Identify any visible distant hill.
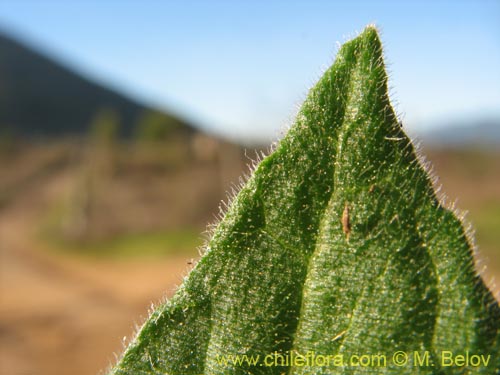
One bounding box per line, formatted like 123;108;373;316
0;32;196;138
419;118;500;147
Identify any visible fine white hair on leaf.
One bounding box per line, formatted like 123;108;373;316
202;140;271;251
411;129;491;287
110;314;150;372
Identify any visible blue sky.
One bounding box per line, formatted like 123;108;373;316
0;0;499;142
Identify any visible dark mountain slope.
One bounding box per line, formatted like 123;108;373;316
0;32;195;137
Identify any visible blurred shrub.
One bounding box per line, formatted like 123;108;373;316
0;126;15;156
135;110;182;142
90;109;120;144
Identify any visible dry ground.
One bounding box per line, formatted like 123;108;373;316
0;165;199;375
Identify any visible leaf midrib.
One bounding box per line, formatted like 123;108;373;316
284;41;363;374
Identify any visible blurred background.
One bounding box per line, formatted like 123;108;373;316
0;1;499;374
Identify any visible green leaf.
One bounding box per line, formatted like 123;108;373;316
109;26;500;375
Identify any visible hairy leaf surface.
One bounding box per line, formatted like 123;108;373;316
109;26;500;375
